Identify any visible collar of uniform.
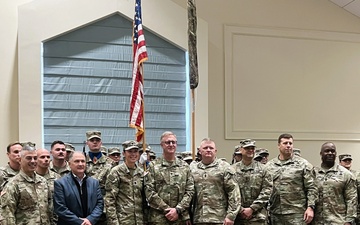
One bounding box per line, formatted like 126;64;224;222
120;163;143;176
19;170;42;183
161;157;181;167
238;160;255;171
318;163;339;173
86;153;106;164
5;163;19;176
273;155;295;166
197;158;219;169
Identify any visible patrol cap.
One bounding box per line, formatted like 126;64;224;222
21;142;36;151
239;139;256;148
234;145;241;154
149;151;156;158
183;155;193;161
122;140;139;151
108;147;120;155
293;148;301;156
176;152;183;159
339;153;352;161
256;148;269;156
138;143;151;153
254;153;263;160
65;143;75;152
86;130;101;140
100;146;107;154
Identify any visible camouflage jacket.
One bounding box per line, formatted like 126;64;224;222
190;158;241;223
354;170;360;224
232;160;272;222
266;155;318;215
36;169;61;225
313;164;357;225
145;157;194;224
0;170;51;225
105;163;145;225
49;161;71;177
86;154;112;196
0;164;19;192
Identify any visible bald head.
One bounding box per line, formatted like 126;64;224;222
36;148;51;170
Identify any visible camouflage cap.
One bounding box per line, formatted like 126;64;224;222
254;153;263;160
122;140;139;151
183;155;193;161
293;148;301;156
255;148;269;156
86;130;101;140
176;153;183;159
239;139;256;148
65;143;75;152
234;145;241;154
108;147;120;155
21;142;36;151
138;143;151;152
149;151;156;157
100;146;107;154
339;153;352;161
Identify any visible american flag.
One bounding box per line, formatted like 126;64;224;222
129;0;148;142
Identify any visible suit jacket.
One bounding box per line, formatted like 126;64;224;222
54;173;104;225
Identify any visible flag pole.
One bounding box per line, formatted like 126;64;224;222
188;0;199;160
140;67;148;171
191;89;196;160
129;0;148;170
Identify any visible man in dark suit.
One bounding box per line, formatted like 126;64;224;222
54;151;104;225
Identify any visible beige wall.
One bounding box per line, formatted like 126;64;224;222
3;0;360;168
0;0;32;165
1;0;208;166
173;0;360;168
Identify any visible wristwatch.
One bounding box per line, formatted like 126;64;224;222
308;205;315;210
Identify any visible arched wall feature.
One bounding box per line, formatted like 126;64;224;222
43;14;188;152
18;0;209;147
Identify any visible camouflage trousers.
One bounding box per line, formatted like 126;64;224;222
270;213;307;225
194;223;223;225
234;219;267;225
148;221;188;225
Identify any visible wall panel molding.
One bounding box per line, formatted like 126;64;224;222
224;25;360;141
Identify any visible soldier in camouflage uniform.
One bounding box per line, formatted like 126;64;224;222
190;137;241;225
49;140;71;177
35;148;61;225
105;140;146;225
85;130;112;224
0;142;22;192
107;147;122;167
145;131;194;225
64;142;75;161
338;154;360;225
312;142;357;225
231;145;242;165
266;133;318;225
232;139;272;225
1;143;51;225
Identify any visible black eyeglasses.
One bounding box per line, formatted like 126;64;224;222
163;140;177;145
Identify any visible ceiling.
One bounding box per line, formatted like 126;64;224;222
330;0;360;17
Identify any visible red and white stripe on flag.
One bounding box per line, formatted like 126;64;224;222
129;0;148;142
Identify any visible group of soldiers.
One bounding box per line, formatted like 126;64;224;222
0;131;359;225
